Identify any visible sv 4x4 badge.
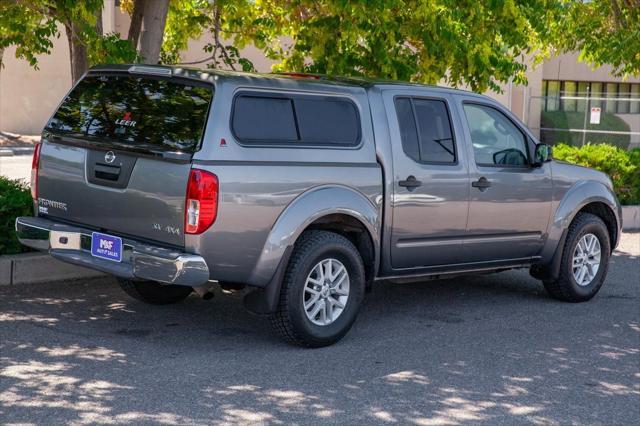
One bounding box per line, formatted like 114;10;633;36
153;223;181;236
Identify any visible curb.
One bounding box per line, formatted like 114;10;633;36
0;252;105;286
622;205;640;231
0;147;35;156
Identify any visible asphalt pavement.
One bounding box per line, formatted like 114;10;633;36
1;233;638;425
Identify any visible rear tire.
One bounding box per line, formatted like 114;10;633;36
271;231;365;347
117;279;193;305
543;212;611;302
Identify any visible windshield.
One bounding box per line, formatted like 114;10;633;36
46;74;213;153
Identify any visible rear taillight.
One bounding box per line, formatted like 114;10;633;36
185;169;218;234
30;142;42;200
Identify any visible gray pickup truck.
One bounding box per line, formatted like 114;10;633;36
16;65;621;347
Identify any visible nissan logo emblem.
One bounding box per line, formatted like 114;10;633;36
104;151;116;164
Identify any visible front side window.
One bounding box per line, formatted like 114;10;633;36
463;103;528;167
394;97;456;164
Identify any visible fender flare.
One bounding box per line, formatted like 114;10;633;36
533;180;621;281
243;185;381;314
553;180;621;235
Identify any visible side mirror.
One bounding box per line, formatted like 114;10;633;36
533;143;552;166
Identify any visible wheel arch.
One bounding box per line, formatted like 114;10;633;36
243;185;381;314
532;180;621;282
553;180;621;251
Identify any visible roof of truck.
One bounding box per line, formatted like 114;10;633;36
88;64;479;97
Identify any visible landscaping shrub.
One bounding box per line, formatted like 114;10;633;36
552;143;640;205
0;176;33;255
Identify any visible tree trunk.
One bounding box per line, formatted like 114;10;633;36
65;22;89;84
128;0;146;48
95;5;103;36
138;0;169;64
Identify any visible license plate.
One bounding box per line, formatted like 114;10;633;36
91;232;122;262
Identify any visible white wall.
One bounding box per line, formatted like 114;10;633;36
0;24;73;135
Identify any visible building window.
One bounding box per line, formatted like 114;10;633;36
562;81;577;112
618;83;631;114
631;84;640;114
605;83;618;113
545;81;560;111
577;82;589;112
542;80;640;115
591;82;604;110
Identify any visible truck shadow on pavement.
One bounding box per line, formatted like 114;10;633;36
0;236;638;425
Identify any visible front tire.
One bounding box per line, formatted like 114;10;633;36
117;279;193;305
271;231;365;347
543;212;611;302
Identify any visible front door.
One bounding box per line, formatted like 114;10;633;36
385;91;470;269
458;100;552;262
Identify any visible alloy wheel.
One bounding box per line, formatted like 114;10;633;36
303;258;350;326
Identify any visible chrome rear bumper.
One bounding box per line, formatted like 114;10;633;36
15;216;209;287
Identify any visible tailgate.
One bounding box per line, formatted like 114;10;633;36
36;70;213;247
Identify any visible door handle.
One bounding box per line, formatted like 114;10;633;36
94;164;121;181
399;175;422;189
472;177;492;190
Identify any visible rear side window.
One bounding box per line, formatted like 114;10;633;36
232;96;298;141
395;97;456;164
232;93;361;146
395;98;420;161
46;75;213;153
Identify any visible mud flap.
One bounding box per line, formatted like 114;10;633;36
243;246;293;315
530;229;568;282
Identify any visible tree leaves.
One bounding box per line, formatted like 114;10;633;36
229;0;567;92
1;0;638;91
558;0;640;78
0;2;58;68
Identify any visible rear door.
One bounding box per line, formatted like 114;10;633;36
384;89;470;269
37;71;213;247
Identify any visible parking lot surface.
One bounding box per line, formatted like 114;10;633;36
1;233;638;425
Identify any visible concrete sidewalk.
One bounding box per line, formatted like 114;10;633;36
0;154;31;181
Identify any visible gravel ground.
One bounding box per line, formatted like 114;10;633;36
0;233;638;425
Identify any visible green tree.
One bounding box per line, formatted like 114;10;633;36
560;0;640;78
159;0;211;64
0;2;58;70
152;0;257;71
3;0;639;92
233;0;566;92
121;0;170;64
0;0;137;82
